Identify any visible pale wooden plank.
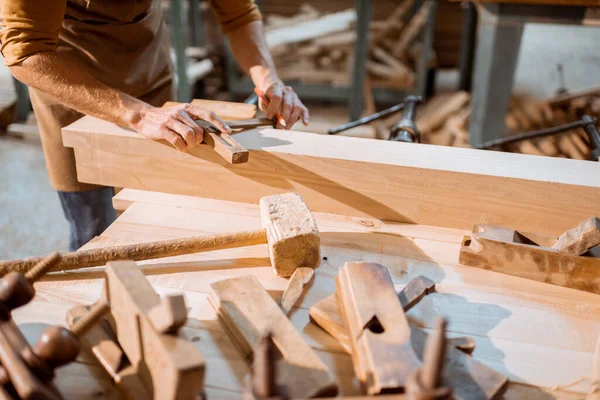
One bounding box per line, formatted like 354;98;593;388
63;116;600;235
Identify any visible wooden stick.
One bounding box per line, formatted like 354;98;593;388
0;230;267;275
279;267;314;315
392;1;432;59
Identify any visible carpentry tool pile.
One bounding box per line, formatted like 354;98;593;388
412;88;600;159
261;1;432;90
3;183;600;399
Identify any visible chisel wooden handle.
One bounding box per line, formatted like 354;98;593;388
0;229;267;275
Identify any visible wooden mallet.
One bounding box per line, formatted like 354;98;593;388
0;193;320;277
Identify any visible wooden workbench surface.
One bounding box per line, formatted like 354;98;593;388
11;190;600;399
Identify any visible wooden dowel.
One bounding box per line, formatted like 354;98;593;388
0;229;268;275
421;318;447;390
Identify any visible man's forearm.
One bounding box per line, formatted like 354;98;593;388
227;20;281;91
10;52;148;129
9;51;231;152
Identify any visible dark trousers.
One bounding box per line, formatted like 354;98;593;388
57;187;117;251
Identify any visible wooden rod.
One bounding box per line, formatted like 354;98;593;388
0;229;268;275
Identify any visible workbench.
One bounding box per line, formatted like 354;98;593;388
8;99;600;398
466;0;600;146
9;188;599;398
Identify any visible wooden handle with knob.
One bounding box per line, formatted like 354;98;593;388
0;229;268;275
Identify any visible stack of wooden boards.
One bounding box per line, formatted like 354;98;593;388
407;89;598;159
262;1;433;90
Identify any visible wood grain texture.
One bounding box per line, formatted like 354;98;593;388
309;276;436;353
459;224;600;294
9;195;600;399
336;262;421;394
280;267;315;315
260;192;321;276
62;114;600;236
208;275;337;398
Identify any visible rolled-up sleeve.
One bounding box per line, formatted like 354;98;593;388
0;0;67;66
209;0;262;34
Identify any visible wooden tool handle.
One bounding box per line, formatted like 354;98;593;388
0;229;267;275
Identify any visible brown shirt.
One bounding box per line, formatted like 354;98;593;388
0;0;262;66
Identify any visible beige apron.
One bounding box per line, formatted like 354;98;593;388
30;0;174;192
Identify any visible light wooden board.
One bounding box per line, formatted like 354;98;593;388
63;116;600;236
10;195;600;399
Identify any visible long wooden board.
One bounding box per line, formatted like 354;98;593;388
63;114;600;236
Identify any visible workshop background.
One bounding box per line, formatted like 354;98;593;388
1;0;600;258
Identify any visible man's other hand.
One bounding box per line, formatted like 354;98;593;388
260;82;309;130
133;103;231;152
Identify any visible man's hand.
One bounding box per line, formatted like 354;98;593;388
260;82;309;130
133;103;231;152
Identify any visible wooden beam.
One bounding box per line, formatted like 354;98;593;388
63;114;600;236
209;275;337;399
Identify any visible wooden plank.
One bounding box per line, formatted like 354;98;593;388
459;224;600;294
266;10;356;49
336;262;421;394
208;275;338;398
63;116;600;236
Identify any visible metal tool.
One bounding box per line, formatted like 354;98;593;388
477;114;600;161
389;95;422;143
196;118;274;133
327;102;406;135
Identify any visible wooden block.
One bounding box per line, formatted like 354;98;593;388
279;267;314;315
417;91;470;134
105;261;205;400
392;1;432;58
0;321;58;400
336;262;421;394
459;224;600;294
202;130;249;164
310;276;435;353
552;216;600;256
162;99;256;120
148;294;188;334
208;275;338;398
260;193;320;277
372;0;414;45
